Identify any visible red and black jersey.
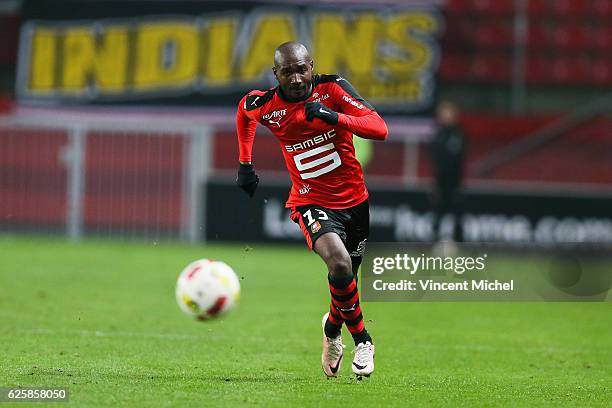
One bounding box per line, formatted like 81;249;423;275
236;74;388;209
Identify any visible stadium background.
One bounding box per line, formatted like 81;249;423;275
0;1;610;406
0;0;611;244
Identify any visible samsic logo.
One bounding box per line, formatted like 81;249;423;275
17;8;441;109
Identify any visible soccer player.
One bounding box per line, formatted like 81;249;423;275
235;41;388;378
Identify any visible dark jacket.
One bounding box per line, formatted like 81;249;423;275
430;124;466;187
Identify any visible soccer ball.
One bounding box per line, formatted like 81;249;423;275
175;259;240;320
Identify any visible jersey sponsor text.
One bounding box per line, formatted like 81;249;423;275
284;129;336;152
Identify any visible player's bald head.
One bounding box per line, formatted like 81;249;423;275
274;41;312;67
272;41;314;101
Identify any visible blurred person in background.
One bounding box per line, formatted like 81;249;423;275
429;100;466;245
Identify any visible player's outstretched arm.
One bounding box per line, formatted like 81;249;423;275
334;79;388;140
304;101;387;141
304;77;388;140
336;111;388;141
236;95;260;197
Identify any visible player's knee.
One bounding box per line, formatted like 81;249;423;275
327;253;352;279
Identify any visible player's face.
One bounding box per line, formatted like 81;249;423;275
273;59;313;101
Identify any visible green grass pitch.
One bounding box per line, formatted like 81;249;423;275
0;236;610;407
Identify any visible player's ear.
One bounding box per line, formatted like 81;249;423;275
272;66;278;79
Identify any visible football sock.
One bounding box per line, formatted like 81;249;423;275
328;273;372;346
324;302;343;338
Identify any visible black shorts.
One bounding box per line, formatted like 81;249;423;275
290;199;369;268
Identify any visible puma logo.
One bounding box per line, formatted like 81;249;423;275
251;96;260;106
268;118;281;128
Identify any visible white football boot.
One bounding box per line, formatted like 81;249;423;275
321;312;345;377
352;341;375;377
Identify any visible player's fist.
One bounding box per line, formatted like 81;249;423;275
305;102;339;125
236;163;259;197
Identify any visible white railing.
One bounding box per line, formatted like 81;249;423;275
0;106;432;242
0;107;224;242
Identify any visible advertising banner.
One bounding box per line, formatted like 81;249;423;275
205;181;612;246
18;0;442;114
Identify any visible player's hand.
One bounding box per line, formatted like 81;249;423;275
305;102;339;125
236;163;259;197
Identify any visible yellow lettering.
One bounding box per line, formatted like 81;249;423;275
134;22;199;90
61;26;128;94
29;28;56;92
203;17;237;85
312;13;379;77
384;13;439;75
240;15;296;80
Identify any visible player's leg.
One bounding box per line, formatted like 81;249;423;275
350;245;363;284
315;232;368;341
343;199;375;377
346;199;370;283
290;206;347;377
313;233;351;377
314;232;374;377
